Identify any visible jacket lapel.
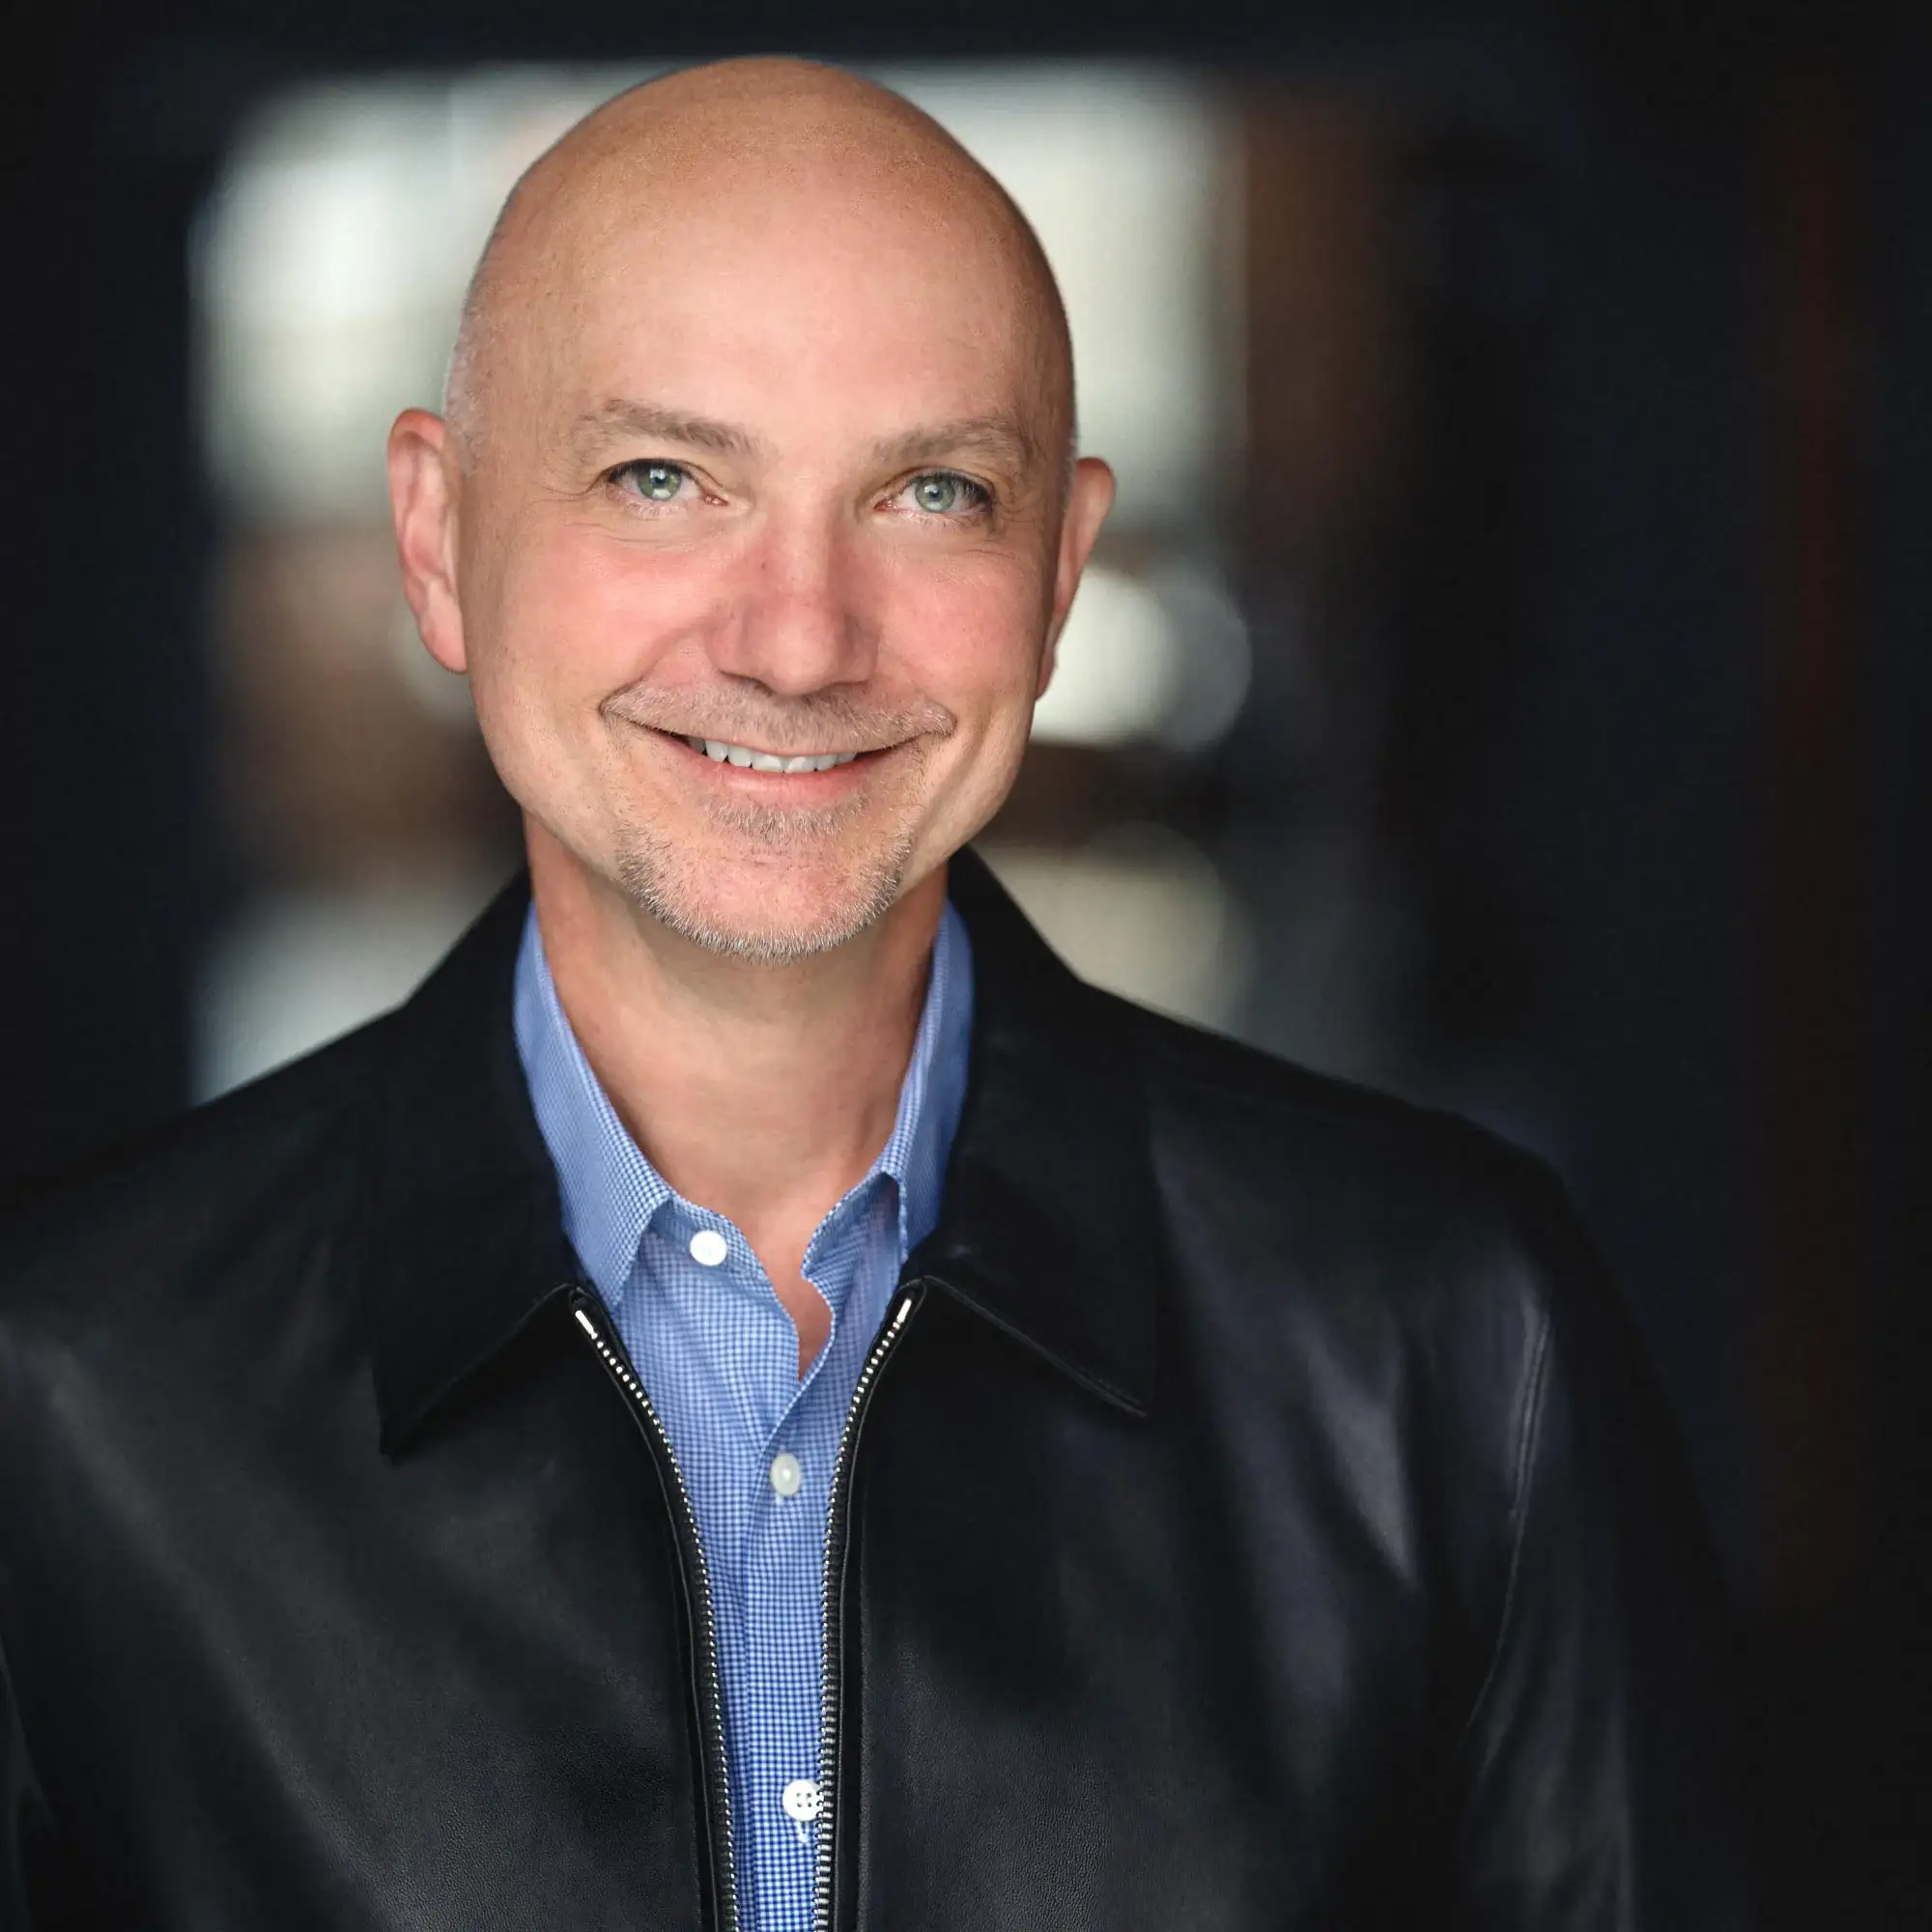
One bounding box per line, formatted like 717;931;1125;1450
919;851;1160;1418
360;876;578;1454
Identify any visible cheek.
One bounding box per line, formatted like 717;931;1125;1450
885;556;1048;724
474;522;713;715
456;526;681;828
884;560;1047;854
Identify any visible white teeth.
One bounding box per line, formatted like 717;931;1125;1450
684;735;860;773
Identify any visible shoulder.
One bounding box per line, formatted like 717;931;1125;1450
1113;989;1574;1265
1102;988;1626;1441
1101;994;1672;1600
0;1016;393;1347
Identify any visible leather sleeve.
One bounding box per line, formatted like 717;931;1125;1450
1453;1172;1754;1929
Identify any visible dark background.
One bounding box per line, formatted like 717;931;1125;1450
4;1;1927;1921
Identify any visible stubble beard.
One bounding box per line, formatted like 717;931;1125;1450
612;790;922;965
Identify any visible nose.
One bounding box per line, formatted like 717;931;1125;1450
706;513;880;698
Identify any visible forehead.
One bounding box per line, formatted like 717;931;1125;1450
522;162;1050;452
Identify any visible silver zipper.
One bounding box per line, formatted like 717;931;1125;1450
572;1296;739;1932
813;1284;924;1932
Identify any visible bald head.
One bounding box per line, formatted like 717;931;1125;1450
444;58;1075;479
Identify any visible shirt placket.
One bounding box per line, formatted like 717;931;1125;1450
715;1207;860;1932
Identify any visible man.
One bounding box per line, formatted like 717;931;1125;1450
0;58;1746;1931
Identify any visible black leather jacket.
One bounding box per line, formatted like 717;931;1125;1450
0;856;1747;1929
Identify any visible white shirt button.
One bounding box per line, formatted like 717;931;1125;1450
688;1228;728;1267
782;1777;822;1823
768;1451;804;1498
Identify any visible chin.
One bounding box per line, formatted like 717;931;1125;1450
612;822;917;963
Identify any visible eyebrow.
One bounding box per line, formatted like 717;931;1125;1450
872;414;1041;476
567;400;1043;478
568;401;765;465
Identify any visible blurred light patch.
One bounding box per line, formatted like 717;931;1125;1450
1145;559;1253;750
1033;565;1177;745
196;875;504;1098
196;71;655;521
1033;559;1250;747
981;828;1251;1028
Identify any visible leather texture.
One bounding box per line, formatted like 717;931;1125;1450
0;853;1749;1929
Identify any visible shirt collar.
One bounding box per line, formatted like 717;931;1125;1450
512;897;974;1309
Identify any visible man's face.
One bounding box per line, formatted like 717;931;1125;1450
407;165;1109;959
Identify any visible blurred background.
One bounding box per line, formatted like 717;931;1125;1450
3;1;1926;1920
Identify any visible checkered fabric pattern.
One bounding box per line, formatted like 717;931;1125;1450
514;899;973;1932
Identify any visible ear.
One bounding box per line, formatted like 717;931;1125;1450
1037;456;1116;699
387;410;469;674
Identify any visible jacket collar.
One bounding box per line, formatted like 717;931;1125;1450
912;850;1158;1417
364;849;1160;1453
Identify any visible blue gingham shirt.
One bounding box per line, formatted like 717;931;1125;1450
513;900;973;1932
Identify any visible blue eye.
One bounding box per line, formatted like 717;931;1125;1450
624;461;689;501
907;472;985;516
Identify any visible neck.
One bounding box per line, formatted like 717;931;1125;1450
526;821;944;1266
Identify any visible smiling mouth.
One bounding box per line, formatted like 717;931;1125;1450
679;735;867;774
